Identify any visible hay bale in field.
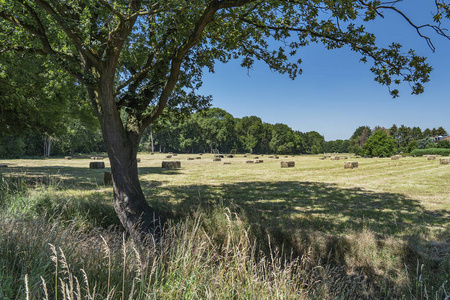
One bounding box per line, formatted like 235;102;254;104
166;155;172;158
244;160;254;164
268;156;274;158
104;172;113;186
427;156;436;160
65;156;72;160
253;156;259;159
330;156;340;161
162;161;181;169
90;161;105;169
274;156;279;159
255;160;264;163
173;154;177;156
223;162;232;165
196;157;202;159
281;161;295;168
227;155;234;158
243;155;247;157
320;157;326;160
391;155;401;160
213;158;221;161
187;158;195;160
344;161;358;169
198;153;203;156
150;152;154;155
440;158;450;165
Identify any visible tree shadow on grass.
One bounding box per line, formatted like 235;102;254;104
143;180;449;298
144;180;448;238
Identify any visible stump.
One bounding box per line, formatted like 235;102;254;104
344;161;358;169
162;161;181;169
90;162;105;169
65;156;72;160
213;158;222;161
440;158;450;165
104;172;113;186
281;161;295;168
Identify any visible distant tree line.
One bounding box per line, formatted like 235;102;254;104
140;108;325;155
1;105;448;158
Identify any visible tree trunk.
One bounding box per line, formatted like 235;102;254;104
150;125;154;153
97;84;163;244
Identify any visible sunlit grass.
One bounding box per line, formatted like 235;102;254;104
0;153;448;299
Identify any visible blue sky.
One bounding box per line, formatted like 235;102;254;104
198;2;450;141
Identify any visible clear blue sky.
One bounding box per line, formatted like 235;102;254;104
198;2;450;141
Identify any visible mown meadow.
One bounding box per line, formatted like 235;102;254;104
0;153;448;299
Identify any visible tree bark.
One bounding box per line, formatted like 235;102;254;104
96;83;163;243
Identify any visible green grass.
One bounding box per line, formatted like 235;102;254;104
0;153;448;299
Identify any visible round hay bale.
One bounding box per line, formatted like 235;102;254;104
104;171;113;186
227;155;234;158
320;157;326;160
187;158;195;160
330;156;340;161
281;161;295;168
198;153;203;156
150;152;154;155
65;156;72;160
173;154;177;156
244;160;254;164
391;155;400;160
427;156;436;160
268;156;274;158
344;161;358;169
274;156;279;159
255;160;264;163
223;162;232;165
440;158;450;165
196;157;202;159
213;158;222;161
162;161;181;169
253;156;259;159
243;155;247;157
90;161;105;169
166;155;172;158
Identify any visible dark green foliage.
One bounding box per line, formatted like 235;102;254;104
436;140;450;148
410;148;450;156
363;130;396;157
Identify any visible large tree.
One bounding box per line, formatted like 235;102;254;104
1;0;449;242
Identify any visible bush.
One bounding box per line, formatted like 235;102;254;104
364;130;396;157
410;148;450;156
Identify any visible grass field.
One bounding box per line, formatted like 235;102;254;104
0;153;448;299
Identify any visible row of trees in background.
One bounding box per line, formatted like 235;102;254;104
1;105;447;158
140;108;325;155
349;125;449;156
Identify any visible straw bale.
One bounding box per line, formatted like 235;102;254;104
440;158;450;165
427;156;436;160
213;158;222;161
162;161;181;169
166;155;172;158
244;160;254;164
104;172;113;186
330;156;340;161
196;157;202;159
344;161;358;169
281;161;295;168
90;162;105;169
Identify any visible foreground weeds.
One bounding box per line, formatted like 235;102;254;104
0;170;448;299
